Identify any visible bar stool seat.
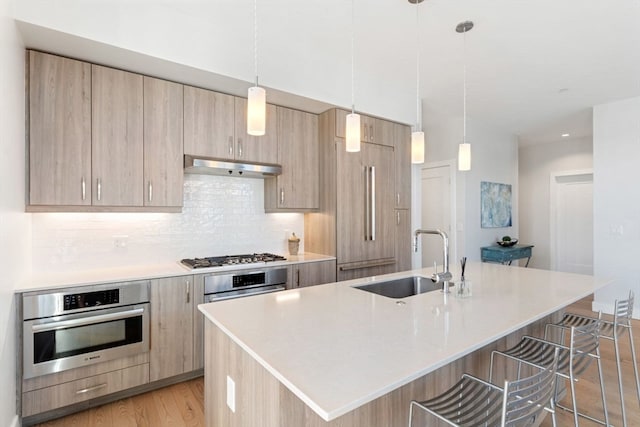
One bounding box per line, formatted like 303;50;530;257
489;319;608;427
408;349;558;427
545;291;638;427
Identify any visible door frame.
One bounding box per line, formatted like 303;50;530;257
549;168;593;271
413;159;457;268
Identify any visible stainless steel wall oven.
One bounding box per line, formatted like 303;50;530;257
22;281;150;379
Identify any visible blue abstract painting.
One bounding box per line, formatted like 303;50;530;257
481;181;512;228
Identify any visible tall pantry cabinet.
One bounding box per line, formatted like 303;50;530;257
305;109;412;280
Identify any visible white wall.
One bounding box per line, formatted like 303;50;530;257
413;111;518;267
593;96;640;317
0;0;29;425
518;137;593;269
32;175;304;274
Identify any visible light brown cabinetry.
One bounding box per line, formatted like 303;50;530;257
394;123;412;209
22;364;149;417
395;209;412;272
334;109;394;147
91;64;144;206
27;51;183;212
265;107;319;212
305;109;398;281
149;276;194;382
287;260;336;289
143;77;184;207
28;51;92;206
184;85;278;164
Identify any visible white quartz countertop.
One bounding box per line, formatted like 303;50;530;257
16;252;335;292
198;262;613;421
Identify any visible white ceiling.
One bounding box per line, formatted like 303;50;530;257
15;0;640;145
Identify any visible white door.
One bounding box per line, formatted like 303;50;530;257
551;172;593;274
421;166;451;268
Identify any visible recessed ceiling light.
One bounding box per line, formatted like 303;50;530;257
561;133;570;138
558;88;569;94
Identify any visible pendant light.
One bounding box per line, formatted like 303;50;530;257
345;0;361;152
409;0;425;164
456;20;473;171
247;0;266;136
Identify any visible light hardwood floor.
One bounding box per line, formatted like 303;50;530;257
36;296;639;427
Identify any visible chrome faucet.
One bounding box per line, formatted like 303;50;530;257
414;229;453;293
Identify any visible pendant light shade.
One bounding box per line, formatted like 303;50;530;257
346;112;361;152
456;20;474;172
410;0;425;164
345;0;361;152
247;0;266;136
411;131;425;164
458;142;471;171
247;85;266;136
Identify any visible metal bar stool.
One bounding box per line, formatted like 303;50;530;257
489;319;608;427
408;349;558;427
545;291;638;427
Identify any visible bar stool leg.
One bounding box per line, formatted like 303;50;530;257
596;353;610;427
629;326;640;407
614;327;627;426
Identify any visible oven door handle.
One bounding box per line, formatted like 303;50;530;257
31;307;145;333
207;286;285;302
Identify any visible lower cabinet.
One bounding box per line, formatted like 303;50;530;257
395;209;412;272
22;363;149;417
149;276;194;381
287;260;337;289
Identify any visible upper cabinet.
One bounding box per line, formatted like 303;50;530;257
183;86;278;164
91;65;144;206
264;107;319;212
334;109;394;147
28;51;92;206
143;77;184;207
394;123;411;209
26;51;183;212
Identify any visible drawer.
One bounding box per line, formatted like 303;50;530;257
22;363;149;417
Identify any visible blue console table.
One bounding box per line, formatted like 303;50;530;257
481;244;534;267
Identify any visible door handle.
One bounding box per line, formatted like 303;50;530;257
148;181;153;203
185;279;190;304
370;166;376;241
97;178;102;202
238;139;243;157
364;166;369;241
32;307;145;332
280;188;285;205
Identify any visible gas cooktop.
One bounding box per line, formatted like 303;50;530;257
180;253;287;269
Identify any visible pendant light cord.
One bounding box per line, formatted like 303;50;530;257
253;0;259;86
463;25;467;143
351;0;355;114
415;1;421;131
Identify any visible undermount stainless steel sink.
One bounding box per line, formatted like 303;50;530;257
352;276;441;299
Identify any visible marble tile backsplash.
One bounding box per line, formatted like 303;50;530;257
31;174;304;273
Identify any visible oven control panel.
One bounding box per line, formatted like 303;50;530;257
63;289;120;311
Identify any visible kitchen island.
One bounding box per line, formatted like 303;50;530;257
198;262;612;426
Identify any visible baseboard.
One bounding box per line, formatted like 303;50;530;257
9;414;19;427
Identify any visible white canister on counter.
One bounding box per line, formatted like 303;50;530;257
288;232;300;255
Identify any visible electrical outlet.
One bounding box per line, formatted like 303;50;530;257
226;375;235;412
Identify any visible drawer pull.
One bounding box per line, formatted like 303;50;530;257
339;259;396;271
76;383;107;395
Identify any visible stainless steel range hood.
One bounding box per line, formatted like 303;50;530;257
184;155;282;178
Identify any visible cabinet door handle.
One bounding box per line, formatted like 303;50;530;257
397;211;400;226
97;178;102;202
148;181;153;203
363;124;368;142
238;139;243;157
185;280;190;304
280;188;285;205
397;192;400;206
228;136;234;156
296;269;300;288
76;383;107;395
364;166;369;241
81;177;86;201
370;166;376;241
370;124;374;141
